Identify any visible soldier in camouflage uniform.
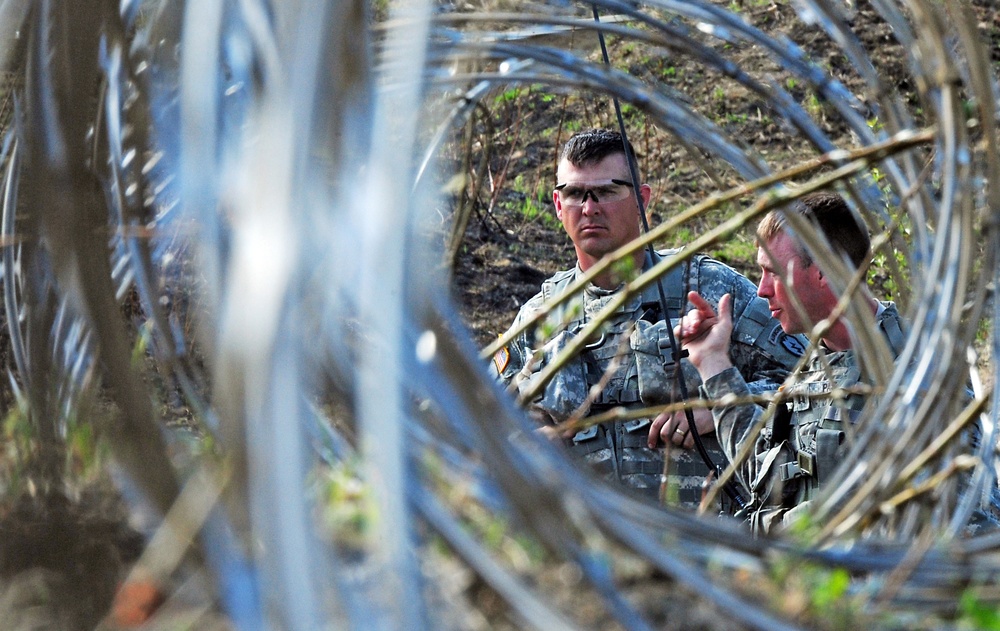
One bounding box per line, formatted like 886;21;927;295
492;129;806;510
679;192;993;533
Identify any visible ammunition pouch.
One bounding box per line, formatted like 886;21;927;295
777;413;847;503
631;320;677;405
630;319;701;405
570;417;662;495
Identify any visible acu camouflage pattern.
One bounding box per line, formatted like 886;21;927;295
703;303;906;532
495;249;806;510
703;354;870;533
704;302;998;534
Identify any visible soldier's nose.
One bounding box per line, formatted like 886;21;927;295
757;279;771;298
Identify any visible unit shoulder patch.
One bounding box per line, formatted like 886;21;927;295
768;325;806;357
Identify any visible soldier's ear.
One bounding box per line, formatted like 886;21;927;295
814;265;828;288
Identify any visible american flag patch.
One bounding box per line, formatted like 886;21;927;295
493;346;510;374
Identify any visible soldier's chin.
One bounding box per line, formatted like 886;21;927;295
779;318;804;336
578;240;611;256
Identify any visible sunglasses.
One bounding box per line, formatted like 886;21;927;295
554;179;634;206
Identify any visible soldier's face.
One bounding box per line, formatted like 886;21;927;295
756;232;829;335
554;154;650;269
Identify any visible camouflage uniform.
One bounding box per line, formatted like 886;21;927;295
704;302;932;532
493;249;806;509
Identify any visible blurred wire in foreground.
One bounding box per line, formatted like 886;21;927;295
0;0;998;629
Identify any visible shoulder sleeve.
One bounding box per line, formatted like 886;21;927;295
701;366;765;490
489;292;544;384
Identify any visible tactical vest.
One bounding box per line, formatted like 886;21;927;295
516;250;804;507
770;360;862;508
764;303;908;511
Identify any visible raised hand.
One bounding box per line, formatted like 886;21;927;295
675;291;735;380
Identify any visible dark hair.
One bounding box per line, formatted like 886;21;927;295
559;128;639;175
756;192;871;269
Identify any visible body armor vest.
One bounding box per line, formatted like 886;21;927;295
773;360;862;505
513;250;805;508
758;303;908;515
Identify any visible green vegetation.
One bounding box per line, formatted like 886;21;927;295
804;91;822;117
711;234;757;266
959;589;1000;631
494;86;525;105
766;558;863;630
511;173;560;229
0;398;111;498
313;457;375;551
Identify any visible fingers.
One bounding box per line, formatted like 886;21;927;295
717;292;733;326
674;424;691;447
675;309;703;339
648;411;693;448
687;290;734;323
680;428;695;450
648;411;670;448
648;408;717;450
686;290;715;315
678;291;721;341
649;411;685;448
666;414;689;447
676;308;704;340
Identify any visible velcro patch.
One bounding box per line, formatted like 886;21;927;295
768;325;805;357
493;346;511;374
781;334;806;357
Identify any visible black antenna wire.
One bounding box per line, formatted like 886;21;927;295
590;6;747;510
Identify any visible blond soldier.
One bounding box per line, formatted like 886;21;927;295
678;192;917;531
